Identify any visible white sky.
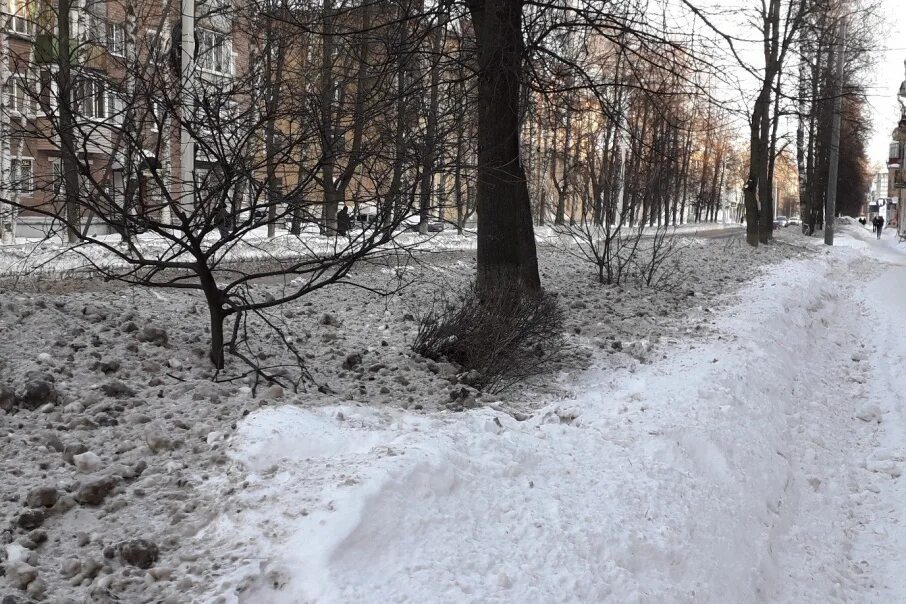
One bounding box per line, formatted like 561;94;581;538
866;0;906;169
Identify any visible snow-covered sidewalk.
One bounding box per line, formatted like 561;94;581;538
195;225;906;603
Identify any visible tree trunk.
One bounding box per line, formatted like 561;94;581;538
454;113;465;234
58;0;81;244
199;269;226;368
796;30;809;225
419;10;445;235
467;0;540;294
264;20;286;239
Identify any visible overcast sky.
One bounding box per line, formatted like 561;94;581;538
866;0;906;169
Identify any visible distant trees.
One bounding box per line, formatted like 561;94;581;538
796;0;877;231
685;0;880;245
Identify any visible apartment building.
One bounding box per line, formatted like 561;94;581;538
884;60;906;235
0;0;246;238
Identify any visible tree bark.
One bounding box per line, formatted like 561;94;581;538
58;0;81;243
198;268;226;368
467;0;540;294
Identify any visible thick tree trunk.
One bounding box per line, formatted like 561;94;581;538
467;0;540;294
744;83;773;246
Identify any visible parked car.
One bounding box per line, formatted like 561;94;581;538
773;215;788;229
402;216;445;232
786;217;800;227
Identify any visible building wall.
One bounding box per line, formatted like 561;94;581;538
1;0;250;237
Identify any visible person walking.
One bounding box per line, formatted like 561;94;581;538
336;205;351;236
215;201;231;239
877;215;885;240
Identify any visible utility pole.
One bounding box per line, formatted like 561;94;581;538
179;0;196;218
824;17;847;246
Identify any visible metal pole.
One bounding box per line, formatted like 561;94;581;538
824;17;847;246
179;0;195;217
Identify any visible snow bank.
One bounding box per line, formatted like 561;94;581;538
200;241;870;602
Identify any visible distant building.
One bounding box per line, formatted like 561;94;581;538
872;171;889;202
887;60;906;236
0;0;249;239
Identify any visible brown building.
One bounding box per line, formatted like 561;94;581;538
1;0;247;238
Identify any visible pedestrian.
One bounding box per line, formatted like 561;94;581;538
877;215;885;240
336;205;351;236
215;201;230;239
872;215;878;233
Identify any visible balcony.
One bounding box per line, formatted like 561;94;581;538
3;12;35;37
33;32;57;63
81;42;107;70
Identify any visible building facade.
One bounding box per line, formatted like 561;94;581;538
886;60;906;236
0;0;247;240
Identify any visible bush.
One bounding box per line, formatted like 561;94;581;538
413;284;564;393
555;221;689;289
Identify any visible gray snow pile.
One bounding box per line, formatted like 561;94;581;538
0;233;802;602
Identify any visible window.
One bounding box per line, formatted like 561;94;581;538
107;22;125;56
192;102;214;143
3;0;34;36
38;68;57;112
50;160;63;196
10;158;34;193
3;71;36;115
146;29;168;64
197;28;232;75
85;12;106;44
149;100;165;131
75;77;117;120
890;142;901;162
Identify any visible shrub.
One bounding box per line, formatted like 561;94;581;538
413;284;564;393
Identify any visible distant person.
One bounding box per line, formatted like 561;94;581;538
336;205;351;236
877;215;885;239
215;201;230;239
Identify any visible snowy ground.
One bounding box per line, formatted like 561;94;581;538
6;224;906;603
0;222;737;277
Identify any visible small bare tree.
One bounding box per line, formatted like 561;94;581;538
2;0;420;382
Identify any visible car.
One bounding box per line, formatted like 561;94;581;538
786;217;800;227
401;216;445;232
773;215;788;229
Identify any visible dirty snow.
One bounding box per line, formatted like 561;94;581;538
6;224;906;602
